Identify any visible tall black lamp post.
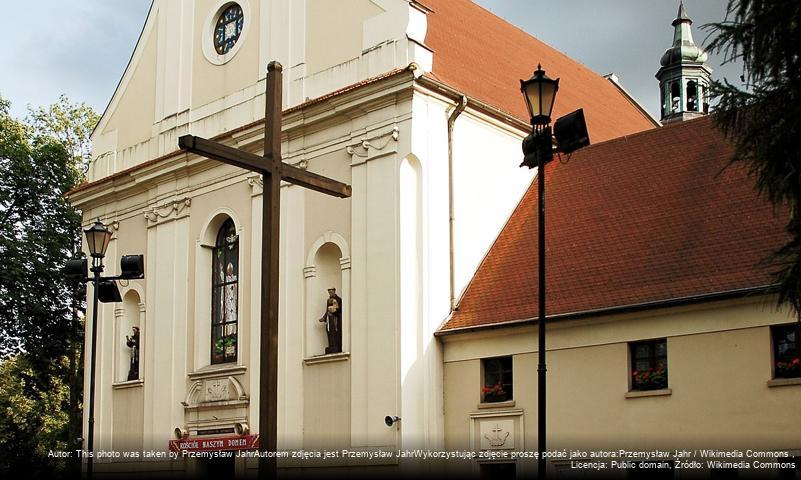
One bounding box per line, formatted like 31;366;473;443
66;219;144;478
520;64;559;479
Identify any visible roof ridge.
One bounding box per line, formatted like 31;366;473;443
570;114;714;155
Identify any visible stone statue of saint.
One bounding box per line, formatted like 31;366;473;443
319;287;342;354
126;326;140;381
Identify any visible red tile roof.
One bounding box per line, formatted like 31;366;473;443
441;116;788;332
423;0;658;142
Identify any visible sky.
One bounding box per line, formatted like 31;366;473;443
0;0;741;122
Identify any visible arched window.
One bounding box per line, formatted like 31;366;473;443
670;82;681;112
211;218;239;364
687;80;698;112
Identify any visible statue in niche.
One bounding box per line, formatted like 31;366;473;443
126;326;140;380
319;288;342;354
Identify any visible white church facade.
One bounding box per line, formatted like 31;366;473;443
68;0;656;475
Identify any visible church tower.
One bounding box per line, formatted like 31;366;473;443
656;2;712;123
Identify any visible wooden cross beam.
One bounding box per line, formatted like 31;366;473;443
178;61;351;478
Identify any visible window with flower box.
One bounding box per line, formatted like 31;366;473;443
481;356;513;403
630;339;668;391
772;323;801;379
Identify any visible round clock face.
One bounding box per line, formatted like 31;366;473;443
214;4;244;55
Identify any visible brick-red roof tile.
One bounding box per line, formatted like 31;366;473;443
424;0;658;142
441;116;788;332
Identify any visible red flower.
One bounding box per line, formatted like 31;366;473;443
792;358;800;365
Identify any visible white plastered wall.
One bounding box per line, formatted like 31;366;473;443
89;0;432;182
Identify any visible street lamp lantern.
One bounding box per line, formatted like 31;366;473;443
84;219;113;259
521;64;559;126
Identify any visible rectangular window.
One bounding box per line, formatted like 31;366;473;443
772;323;801;379
630;339;668;391
482;356;513;403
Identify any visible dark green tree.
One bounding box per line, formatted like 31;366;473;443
0;95;82;361
0;95;96;476
0;355;72;477
705;0;801;314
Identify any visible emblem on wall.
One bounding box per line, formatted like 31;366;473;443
205;378;230;402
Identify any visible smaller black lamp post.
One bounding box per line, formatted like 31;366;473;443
65;218;144;478
520;64;559;479
85;219;112;479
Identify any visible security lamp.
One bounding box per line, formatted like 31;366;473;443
65;258;88;281
84;219;113;259
97;280;122;303
520;129;553;169
521;64;559;126
554;109;590;154
120;255;145;279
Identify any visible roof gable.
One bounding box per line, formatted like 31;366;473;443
442;116;788;332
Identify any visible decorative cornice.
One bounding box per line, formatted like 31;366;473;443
303;266;317;278
346;126;400;165
143;197;191;227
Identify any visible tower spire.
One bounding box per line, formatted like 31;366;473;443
655;1;712;123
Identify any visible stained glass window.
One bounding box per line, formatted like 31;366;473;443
214;4;244;55
211;219;239;364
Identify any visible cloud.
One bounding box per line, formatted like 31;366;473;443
0;0;151;118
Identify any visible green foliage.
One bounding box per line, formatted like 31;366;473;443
0;94;93;476
0;95;86;362
704;1;801;313
26;94;100;175
0;355;72;476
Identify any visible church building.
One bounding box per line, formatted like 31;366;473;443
438;4;799;478
68;0;657;476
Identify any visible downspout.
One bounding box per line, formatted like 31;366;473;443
447;95;468;311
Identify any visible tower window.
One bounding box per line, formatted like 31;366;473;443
670;82;681;113
211;219;239;364
687;81;698;112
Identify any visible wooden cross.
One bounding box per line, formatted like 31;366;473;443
178;61;351;477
